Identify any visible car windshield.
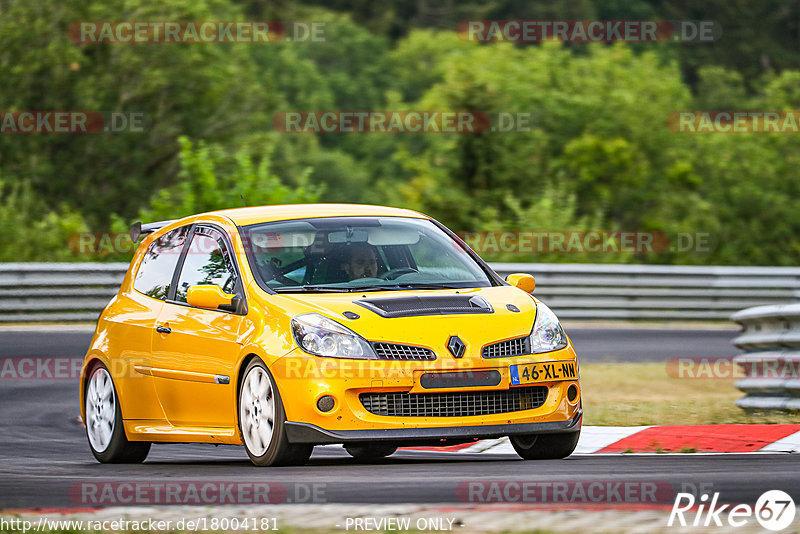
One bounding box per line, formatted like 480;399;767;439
241;216;494;292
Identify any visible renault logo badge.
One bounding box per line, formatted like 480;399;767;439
447;336;466;358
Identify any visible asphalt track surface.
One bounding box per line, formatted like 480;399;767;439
2;327;796;511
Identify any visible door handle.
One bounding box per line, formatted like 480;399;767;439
156;325;171;334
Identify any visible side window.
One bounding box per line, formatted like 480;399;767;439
175;227;238;303
133;226;189;300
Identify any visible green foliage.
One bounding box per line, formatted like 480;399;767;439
695;66;749;110
99;136;322;262
389;30;470;102
0;0;266;225
379;39;800;265
2;0;800;266
0;178;88;262
131;136;322;222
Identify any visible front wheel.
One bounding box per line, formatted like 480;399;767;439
239;358;313;467
85;363;150;463
510;431;580;460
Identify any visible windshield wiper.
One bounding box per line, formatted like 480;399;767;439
275;285;353;293
393;282;461;289
276;282;463;293
351;282;461;291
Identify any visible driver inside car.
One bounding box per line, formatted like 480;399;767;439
340;242;379;280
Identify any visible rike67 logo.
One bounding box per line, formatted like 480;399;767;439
668;490;796;531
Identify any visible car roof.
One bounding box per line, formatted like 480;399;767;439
208;203;430;226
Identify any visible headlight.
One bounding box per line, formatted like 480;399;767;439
291;313;377;359
529;301;568;353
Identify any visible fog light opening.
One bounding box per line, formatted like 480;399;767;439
567;384;578;402
317;395;336;412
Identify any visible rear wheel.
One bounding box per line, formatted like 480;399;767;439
85;363;150;463
239;358;313;467
510;431;580;460
344;443;398;461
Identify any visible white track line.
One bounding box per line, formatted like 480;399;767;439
573;426;653;454
459;426;653;455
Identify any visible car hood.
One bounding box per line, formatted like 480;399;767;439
272;286;539;359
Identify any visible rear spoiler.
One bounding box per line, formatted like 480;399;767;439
129;219;179;243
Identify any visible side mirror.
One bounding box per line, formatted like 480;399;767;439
506;273;535;293
187;285;242;313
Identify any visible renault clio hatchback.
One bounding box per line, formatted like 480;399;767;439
80;204;581;466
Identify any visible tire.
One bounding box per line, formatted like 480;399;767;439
239;358;313;467
510;431;580;460
344;443;398;461
85;363;151;463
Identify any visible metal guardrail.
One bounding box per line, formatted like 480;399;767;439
0;263;128;323
492;263;800;320
732;303;800;411
0;262;799;323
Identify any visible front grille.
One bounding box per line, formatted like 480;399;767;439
372;342;436;361
360;386;548;417
482;336;530;358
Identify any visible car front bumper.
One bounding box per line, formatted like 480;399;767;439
284;409;582;445
270;346;582;440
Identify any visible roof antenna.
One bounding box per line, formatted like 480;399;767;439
240;194;247;207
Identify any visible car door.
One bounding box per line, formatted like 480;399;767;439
120;225;191;421
150;224;245;429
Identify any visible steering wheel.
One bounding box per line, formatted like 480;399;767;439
379;267;419;280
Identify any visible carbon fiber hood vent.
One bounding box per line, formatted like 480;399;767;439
355;295;494;318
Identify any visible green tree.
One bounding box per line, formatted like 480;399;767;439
131;135;322;223
0;0;266;226
0;177;88;262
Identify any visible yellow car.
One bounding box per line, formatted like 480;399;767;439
80;204;581;466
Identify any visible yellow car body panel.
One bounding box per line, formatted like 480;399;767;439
80;204;581;448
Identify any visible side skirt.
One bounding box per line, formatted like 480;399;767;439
123;420;242;445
